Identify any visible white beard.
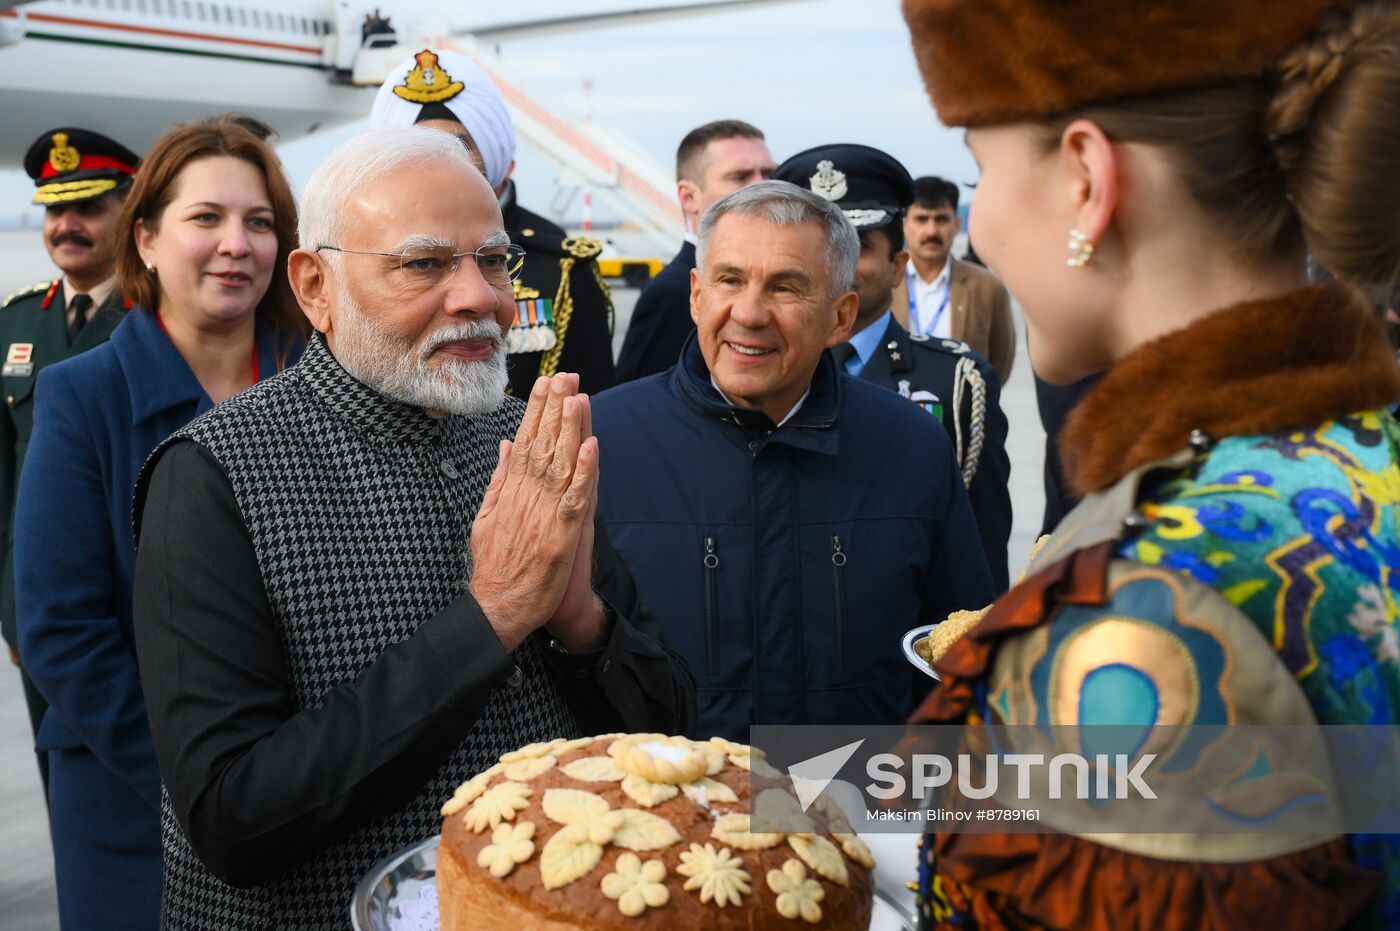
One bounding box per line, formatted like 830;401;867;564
332;292;509;416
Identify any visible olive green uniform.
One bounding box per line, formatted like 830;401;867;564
0;279;122;747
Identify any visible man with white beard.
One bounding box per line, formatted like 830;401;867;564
129;128;695;931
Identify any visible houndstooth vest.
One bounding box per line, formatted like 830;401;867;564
150;335;579;930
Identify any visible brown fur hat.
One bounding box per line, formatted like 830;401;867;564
902;0;1368;127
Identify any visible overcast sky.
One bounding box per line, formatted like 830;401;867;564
1;0;976;228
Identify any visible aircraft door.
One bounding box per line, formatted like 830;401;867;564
332;1;361;72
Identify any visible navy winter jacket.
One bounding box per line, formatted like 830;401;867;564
592;336;995;742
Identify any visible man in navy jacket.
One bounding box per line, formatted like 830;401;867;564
593;181;995;741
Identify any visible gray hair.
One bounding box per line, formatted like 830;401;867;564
695;180;859;297
298;127;483;251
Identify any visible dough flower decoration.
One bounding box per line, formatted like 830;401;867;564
829;824;876;870
787;835;848;886
676;842;751;907
441;763;503;816
477;822;536;878
710;737;784;781
493;736;596;782
767;859;825;923
599;853;670;917
713;790;850;885
711;813;786;851
538;788;682;889
562;735;734;808
463;781;532;833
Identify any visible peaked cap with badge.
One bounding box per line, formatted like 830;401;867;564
370;49;616;396
775;142;1012;591
772;142;914;233
24;127;139;205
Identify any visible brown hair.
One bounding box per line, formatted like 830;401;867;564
676;119;765;183
115;115;309;365
1034;2;1400;296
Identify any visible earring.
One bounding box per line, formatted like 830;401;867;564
145;262;156;274
1066;229;1094;268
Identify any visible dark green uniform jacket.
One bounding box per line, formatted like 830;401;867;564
1;279;122;650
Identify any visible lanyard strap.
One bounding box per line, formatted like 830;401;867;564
907;265;950;336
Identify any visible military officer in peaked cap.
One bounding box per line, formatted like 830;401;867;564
371;49;616;398
2;127;139;796
773;144;1011;590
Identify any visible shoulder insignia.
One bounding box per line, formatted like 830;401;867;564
562;236;603;261
521;228;535;238
941;338;971;354
908;332;930;342
3;280;57;309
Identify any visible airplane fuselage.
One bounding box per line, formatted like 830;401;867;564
0;1;373;162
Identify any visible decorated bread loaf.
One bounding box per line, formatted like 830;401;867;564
437;734;876;930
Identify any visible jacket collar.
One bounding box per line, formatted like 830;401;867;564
299;332;465;447
676;239;696;270
1060;283;1400;496
498;179;521;231
857;315;914;383
671;331;841;454
118;308;283;426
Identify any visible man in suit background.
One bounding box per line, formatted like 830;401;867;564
614;119;775;382
895;176;1017;381
1;127;138;798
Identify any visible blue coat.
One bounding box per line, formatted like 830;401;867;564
593;336;995;742
14;307;297;930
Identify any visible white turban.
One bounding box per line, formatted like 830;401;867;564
369;48;516;190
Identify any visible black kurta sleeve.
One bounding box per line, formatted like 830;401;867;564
132;439;692;889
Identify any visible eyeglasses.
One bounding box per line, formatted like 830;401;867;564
315;242;526;292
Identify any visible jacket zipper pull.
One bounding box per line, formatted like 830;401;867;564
831;535;847;674
704;537;720;675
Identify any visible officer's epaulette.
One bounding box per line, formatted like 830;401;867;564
516;229;604;263
909;332;973;356
561;235;603;261
3;280;57;309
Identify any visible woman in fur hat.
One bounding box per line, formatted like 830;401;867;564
902;2;1400;928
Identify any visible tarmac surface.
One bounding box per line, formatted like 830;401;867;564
0;229;1046;927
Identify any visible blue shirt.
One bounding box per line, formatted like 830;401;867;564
844;309;893;376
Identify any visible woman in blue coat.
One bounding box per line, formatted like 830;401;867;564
14;116;307;930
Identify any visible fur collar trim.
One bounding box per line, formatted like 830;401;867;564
1060;284;1400;496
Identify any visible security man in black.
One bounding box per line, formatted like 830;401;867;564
773;144;1012;590
3;127;139;794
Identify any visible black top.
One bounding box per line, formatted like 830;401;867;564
1035;369;1102;537
614;241;697;383
133;440;695;882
